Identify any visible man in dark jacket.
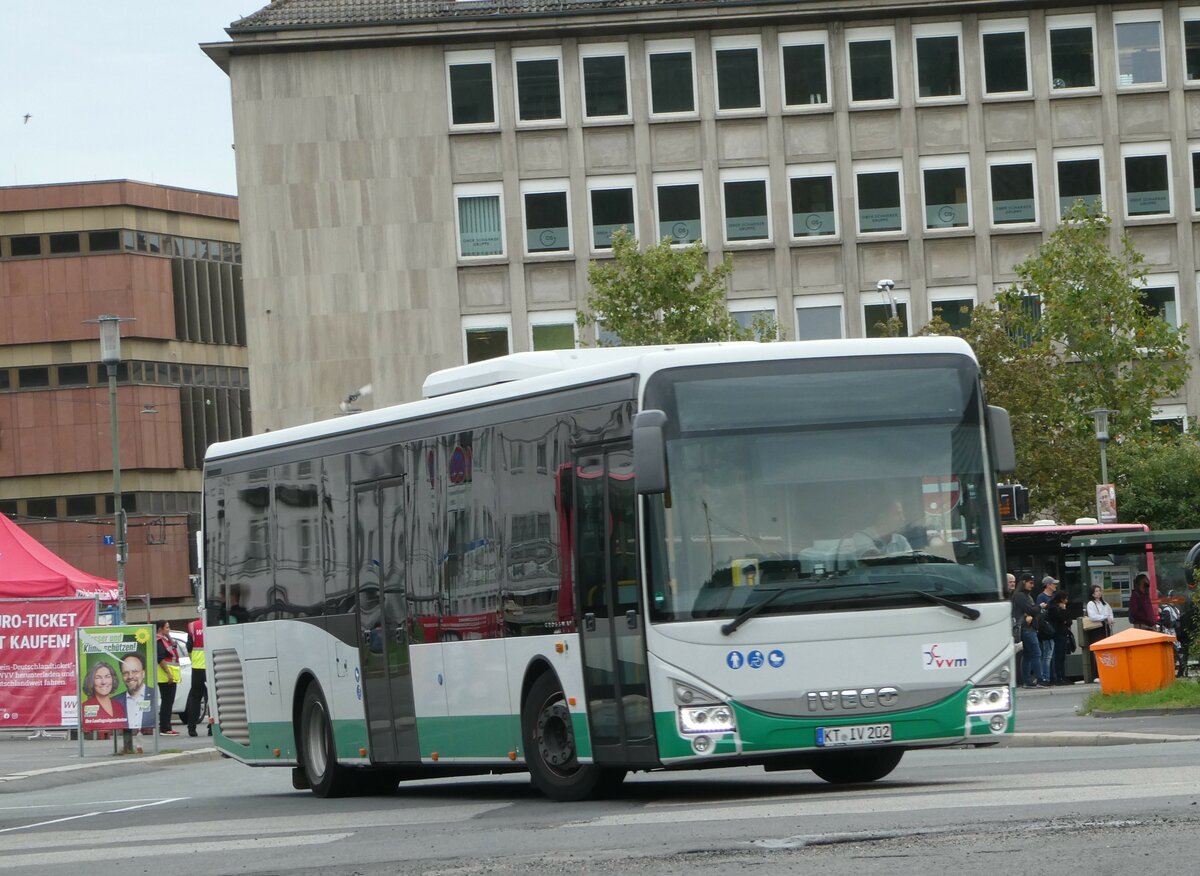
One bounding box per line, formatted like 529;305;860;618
1011;574;1047;688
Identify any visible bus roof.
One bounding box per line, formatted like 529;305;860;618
1003;522;1149;535
205;336;976;463
1068;529;1200;549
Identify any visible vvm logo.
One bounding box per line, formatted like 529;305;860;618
923;642;969;670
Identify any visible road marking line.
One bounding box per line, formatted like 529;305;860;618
0;798;186;834
0;833;353;869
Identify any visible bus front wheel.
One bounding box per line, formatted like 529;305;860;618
522;673;618;801
299;685;353;798
811;748;903;784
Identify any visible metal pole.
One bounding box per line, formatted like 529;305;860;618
107;362;126;623
1099;438;1109;486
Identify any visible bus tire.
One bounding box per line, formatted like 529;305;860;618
299;685;352;798
522;672;607;802
811;748;903;785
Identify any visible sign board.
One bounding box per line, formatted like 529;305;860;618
0;598;97;728
76;625;155;733
1096;484;1117;524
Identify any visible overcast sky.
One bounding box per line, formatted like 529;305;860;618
2;1;260;196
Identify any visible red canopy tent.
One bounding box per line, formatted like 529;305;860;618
0;514;119;601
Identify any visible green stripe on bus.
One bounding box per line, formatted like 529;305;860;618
215;718;369;762
654;686;999;760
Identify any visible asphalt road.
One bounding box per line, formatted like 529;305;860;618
2;740;1198;875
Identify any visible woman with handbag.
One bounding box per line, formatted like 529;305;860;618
1083;584;1114;682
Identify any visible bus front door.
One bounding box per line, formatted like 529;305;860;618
353;479;419;763
574;448;658;766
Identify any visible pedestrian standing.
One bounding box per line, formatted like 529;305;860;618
156;620;181;735
1035;576;1059;686
1083;584;1115;682
185;617;208;737
1012;573;1047;688
1048;591;1073;685
1129;573;1158;630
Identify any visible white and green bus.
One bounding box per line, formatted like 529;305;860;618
202;338;1017;800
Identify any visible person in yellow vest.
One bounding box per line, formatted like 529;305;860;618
185;617;208;737
155;620;182;735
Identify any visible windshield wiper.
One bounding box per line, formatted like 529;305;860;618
720;573;852;636
845;588;981;620
860;550;955;566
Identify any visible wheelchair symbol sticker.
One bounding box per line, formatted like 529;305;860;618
747;650;764;669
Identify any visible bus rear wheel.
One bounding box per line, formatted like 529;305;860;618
300;685;353;798
522;673;618;801
811;748;903;785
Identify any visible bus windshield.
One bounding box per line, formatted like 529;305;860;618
644;355;1004;622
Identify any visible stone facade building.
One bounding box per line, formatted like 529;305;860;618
207;0;1200;431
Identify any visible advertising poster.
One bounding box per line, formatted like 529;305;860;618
76;625;155;733
1096;484;1117;523
0;598;97;729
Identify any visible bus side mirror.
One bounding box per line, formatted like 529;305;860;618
633;409;668;494
988;405;1016;475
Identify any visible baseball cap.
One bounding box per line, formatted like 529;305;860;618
1042;575;1059;586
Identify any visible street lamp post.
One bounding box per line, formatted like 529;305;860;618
1088;407;1112;485
85;315;135;623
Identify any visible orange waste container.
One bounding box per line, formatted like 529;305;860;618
1089;628;1177;695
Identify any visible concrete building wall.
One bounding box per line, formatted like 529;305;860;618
220;1;1200;432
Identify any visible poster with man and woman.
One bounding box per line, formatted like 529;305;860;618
76;625;155;733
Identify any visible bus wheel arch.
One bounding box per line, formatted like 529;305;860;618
810;747;904;785
521;669;613;801
297;681;353;797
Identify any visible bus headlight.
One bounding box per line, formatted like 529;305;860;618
966;686;1011;714
679;705;735;735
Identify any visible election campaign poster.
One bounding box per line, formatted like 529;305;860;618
76;625;155;733
0;598;97;728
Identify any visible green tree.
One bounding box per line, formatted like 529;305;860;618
1109;437;1200;530
579;229;776;345
928;205;1190;520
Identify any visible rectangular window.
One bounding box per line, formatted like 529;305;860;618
1123;148;1171;218
26;498;57;519
87;230;121;252
855;165;903;234
581;46;630;120
655;174;703;245
864;299;910;337
17;367;50;388
789;165;837;238
780;33;829;108
57;364;89;386
9;235;41;256
1056;151;1104;217
930;294;975;332
795;294;844;340
1140;284;1178;327
988;158;1038;226
1114;12;1163;88
847;29;896;104
588;178;636;251
922;160;970;230
65;496;97;518
49;233;80;254
720;171;770;243
522;184;571;254
1049;17;1096;91
1186;17;1200;81
530;310;577;350
455;184;505;258
514;49;563;124
980;21;1030;95
914;24;963;100
647;40;696;116
463;315;511;363
446;51;496;127
713;36;763;112
1193;151;1200;213
730;298;776;340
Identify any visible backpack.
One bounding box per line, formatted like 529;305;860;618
1064;627;1077;655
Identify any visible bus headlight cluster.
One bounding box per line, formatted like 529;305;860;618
966;686;1011;714
679;705;735;735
